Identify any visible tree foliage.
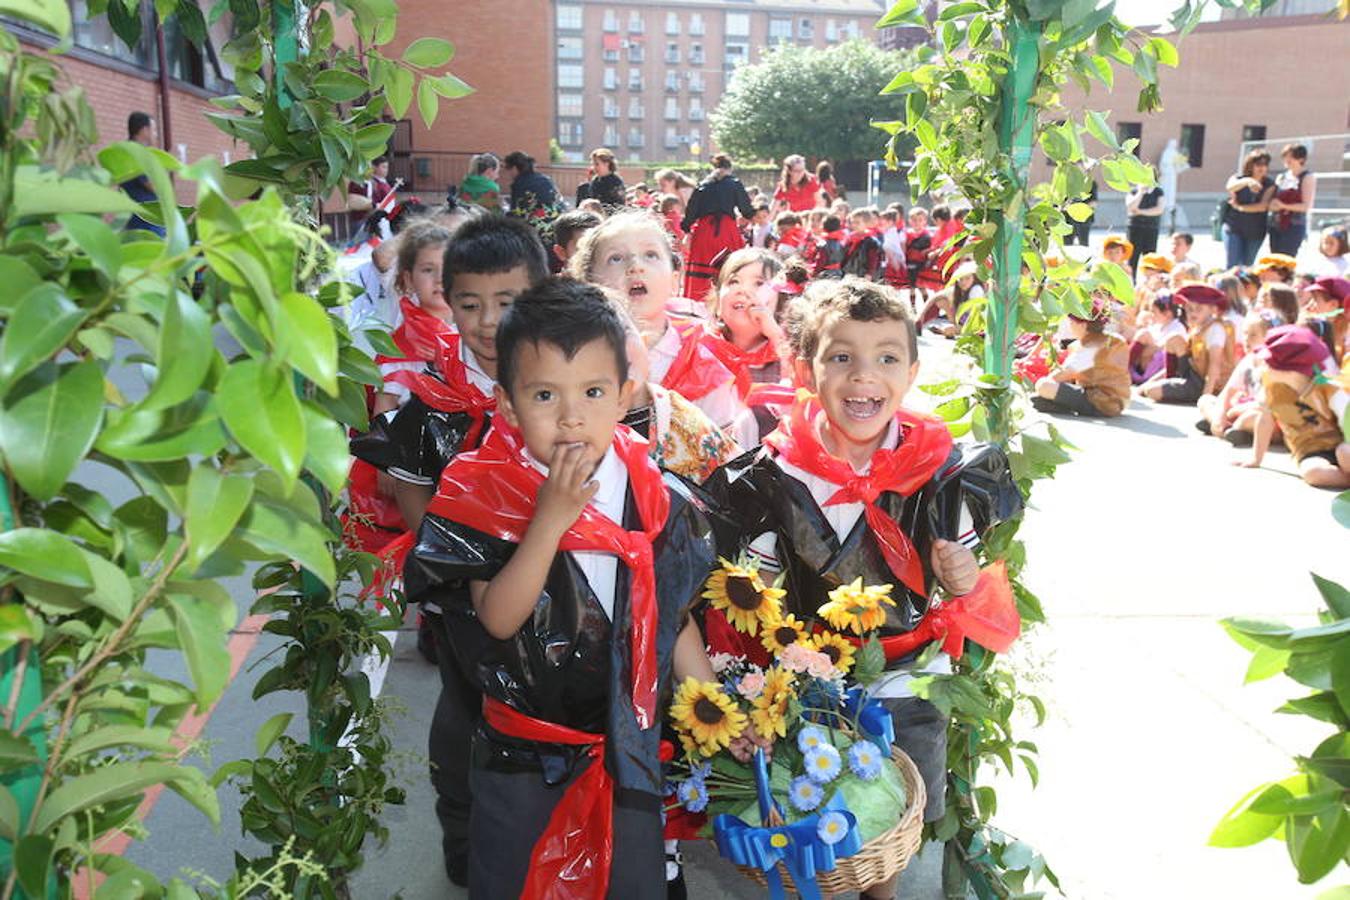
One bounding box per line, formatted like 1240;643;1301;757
711;39;913;164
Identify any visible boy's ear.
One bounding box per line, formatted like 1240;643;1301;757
908;359;921;385
792;356;816;390
492;384;519;428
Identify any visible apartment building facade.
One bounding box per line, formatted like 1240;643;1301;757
554;0;887;164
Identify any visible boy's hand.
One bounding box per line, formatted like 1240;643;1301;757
729;721;774;763
534;444;599;535
931;539;979;596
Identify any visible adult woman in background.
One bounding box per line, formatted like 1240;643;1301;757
656;168;697;207
1268;143;1316;257
457;152;501;211
683;153;756;303
1223;149;1275;268
1125;169;1165;273
501;150;561;221
576;147;626;212
772;154;819;212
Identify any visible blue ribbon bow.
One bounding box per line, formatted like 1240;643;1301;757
843;687;896;748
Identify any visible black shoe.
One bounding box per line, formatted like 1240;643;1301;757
1224;429;1254;448
1195;418;1212;435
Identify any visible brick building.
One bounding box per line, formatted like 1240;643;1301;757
552;0;886;165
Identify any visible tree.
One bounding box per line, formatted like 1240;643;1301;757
711;39;913;164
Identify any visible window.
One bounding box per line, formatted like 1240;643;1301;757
556;4;582;30
725;43;749;69
688;43;703;65
689;97;704;121
603;96;619;118
558;91;584;117
664;71;680;92
557;36;583;60
666;12;680;35
665;42;679;63
665;97;680;121
840;21;858;39
628;69;643;90
689;12;704;35
688;73;704;93
1179;123;1205;168
826;18;838;41
603;9;618;31
604;67;618;90
1242;125;1267;145
629;11;644;33
725;12;750;37
628;126;644;149
1116;121;1142;154
769;17;793;42
558;121;584;147
628;97;644;119
628;42;644;63
558;63;584;89
665;127;680;150
604;124;620;147
602;33;619;62
799;18;814;39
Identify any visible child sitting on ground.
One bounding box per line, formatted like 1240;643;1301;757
1196;312;1277;446
405;280;739;898
1256;281;1301;326
1032;300;1131;417
1299;276;1349;367
706;276;1023;900
569;210;741;432
1102;235;1134;281
1129;292;1186;384
1140;283;1235;405
1314;226;1349;279
1238;324;1350;489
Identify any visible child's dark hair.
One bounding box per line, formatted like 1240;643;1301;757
553;210;602;251
1261;283;1300;324
1214;274;1246;316
775;211;801;229
503;151;535;173
495;277;630;395
442;214;549;296
931;204;952;223
127;111;151;139
1152;291;1187;326
658;194;681;214
823;215;841;232
395;219;453;282
787;277;917;364
1170;231;1194;248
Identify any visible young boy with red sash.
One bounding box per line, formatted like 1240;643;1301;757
404;280;721;898
350;215;551;887
704;277;1022;900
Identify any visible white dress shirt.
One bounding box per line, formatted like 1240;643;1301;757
648;321;743;431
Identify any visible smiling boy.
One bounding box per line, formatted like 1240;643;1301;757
707;277;1022;900
405;279;722;898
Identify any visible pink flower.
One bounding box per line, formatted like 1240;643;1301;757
779;642;814;673
738;671;765;699
805;653;836;680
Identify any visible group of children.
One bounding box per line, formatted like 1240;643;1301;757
1026;226;1350;490
341;194;1021;898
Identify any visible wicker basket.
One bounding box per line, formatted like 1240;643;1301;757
734;744;927;895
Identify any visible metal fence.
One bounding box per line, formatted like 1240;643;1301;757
1236;133;1350;230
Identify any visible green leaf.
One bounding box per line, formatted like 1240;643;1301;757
1249;777;1340;817
0;605;44;655
1094;260;1133;302
1147;36;1179;67
237;499;336;587
1279;692;1345;725
12;166;141;217
96;395;228;462
15;834;53;899
0;527;92;587
0;284;86;394
0;785;17;841
141;290;214;411
876;0;922;27
416;76;439;129
1210;783;1283;847
1064;202;1093;223
217;359;307;488
430;73;474;99
57;213;123;277
384;66;414;120
0;0;72;35
353;123;396;158
402;36;455;68
0;358;104;501
302;404;350;496
880;71;916;96
312;69;370;102
1314;572;1350;619
80;550;134;621
278;292;339;395
1290;805;1350;884
255;712;294;756
1333;491;1350;529
165;763;221;825
168;592;233;706
0;256;42;315
33;761;182;832
937;1;984;20
63;725;176;761
184;466;255;571
0;730;39;765
361;328;402;358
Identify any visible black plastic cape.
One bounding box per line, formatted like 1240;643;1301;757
349;389;488;486
704;442;1022;664
403;473;716;797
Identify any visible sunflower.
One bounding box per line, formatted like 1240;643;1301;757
816;578;896;636
749;666;794;740
703;557;786;636
809;632;857;674
670;677;747;757
761;614;808;655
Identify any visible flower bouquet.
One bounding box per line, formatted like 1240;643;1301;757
666;559;928;896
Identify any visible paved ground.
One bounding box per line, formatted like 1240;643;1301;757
123;301;1349;898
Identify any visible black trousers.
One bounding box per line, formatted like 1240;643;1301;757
427;611;480;879
468;753;666;899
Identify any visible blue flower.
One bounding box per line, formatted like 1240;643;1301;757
847;740;884;781
797;725;829;753
803;743;842;784
690;761;713;781
816;811;850;846
677;777;709;813
789;775;824;812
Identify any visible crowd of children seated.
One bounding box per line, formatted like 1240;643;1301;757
336;158;1349;899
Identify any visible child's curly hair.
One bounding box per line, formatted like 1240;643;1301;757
787;277;917;363
567;209;675;282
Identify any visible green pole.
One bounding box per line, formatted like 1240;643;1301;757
273;1;299;109
983;19;1042;445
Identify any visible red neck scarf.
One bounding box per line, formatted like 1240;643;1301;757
427;423;670;729
383;331;496;447
823;230;846;242
777;226;807;248
762;394;953;597
700;329;780;400
659;322;733;402
379;296;456;364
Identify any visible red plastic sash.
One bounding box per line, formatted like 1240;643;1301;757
483;698;613;900
855;561;1020;660
383;331;496;447
762;394;953;597
700;330;781;400
427;424;671;728
659;323;734;402
376;296;456;365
